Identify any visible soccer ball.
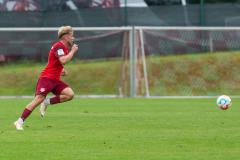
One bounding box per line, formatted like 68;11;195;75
216;95;231;110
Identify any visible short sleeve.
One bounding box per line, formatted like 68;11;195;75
54;47;66;58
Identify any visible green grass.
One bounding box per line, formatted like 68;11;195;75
1;98;240;160
0;60;122;95
147;51;240;95
1;51;240;96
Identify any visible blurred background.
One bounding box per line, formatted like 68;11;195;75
1;0;240;97
0;0;240;27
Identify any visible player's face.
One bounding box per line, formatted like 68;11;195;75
66;32;74;46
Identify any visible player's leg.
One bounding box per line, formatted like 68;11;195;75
14;95;45;130
60;87;74;101
54;87;75;103
14;77;53;130
50;80;74;104
40;81;74;117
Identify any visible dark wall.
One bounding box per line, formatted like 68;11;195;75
0;4;239;27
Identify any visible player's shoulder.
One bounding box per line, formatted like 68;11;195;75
50;42;66;53
51;42;66;57
52;41;64;49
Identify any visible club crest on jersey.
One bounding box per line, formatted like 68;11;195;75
57;49;64;56
40;88;45;92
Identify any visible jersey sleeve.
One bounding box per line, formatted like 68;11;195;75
54;47;66;58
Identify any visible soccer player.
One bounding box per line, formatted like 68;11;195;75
14;26;78;130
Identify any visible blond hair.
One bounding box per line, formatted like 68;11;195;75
58;26;73;39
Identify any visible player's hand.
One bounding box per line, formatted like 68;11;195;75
61;68;67;76
71;44;78;53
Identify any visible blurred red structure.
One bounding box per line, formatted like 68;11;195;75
0;0;39;11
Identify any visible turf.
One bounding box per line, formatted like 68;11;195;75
1;51;240;96
0;98;240;160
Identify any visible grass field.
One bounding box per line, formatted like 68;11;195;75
1;51;240;96
1;98;240;160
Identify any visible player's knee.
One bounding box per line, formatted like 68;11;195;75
35;95;45;103
67;91;74;101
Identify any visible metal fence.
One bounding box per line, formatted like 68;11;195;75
1;27;240;96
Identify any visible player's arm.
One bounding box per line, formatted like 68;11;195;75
59;44;78;65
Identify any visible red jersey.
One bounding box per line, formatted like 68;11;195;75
40;41;68;81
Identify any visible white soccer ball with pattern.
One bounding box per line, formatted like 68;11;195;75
216;95;231;110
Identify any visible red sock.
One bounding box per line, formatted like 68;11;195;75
21;108;32;121
50;96;60;105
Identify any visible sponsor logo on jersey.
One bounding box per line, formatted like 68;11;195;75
57;49;64;56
